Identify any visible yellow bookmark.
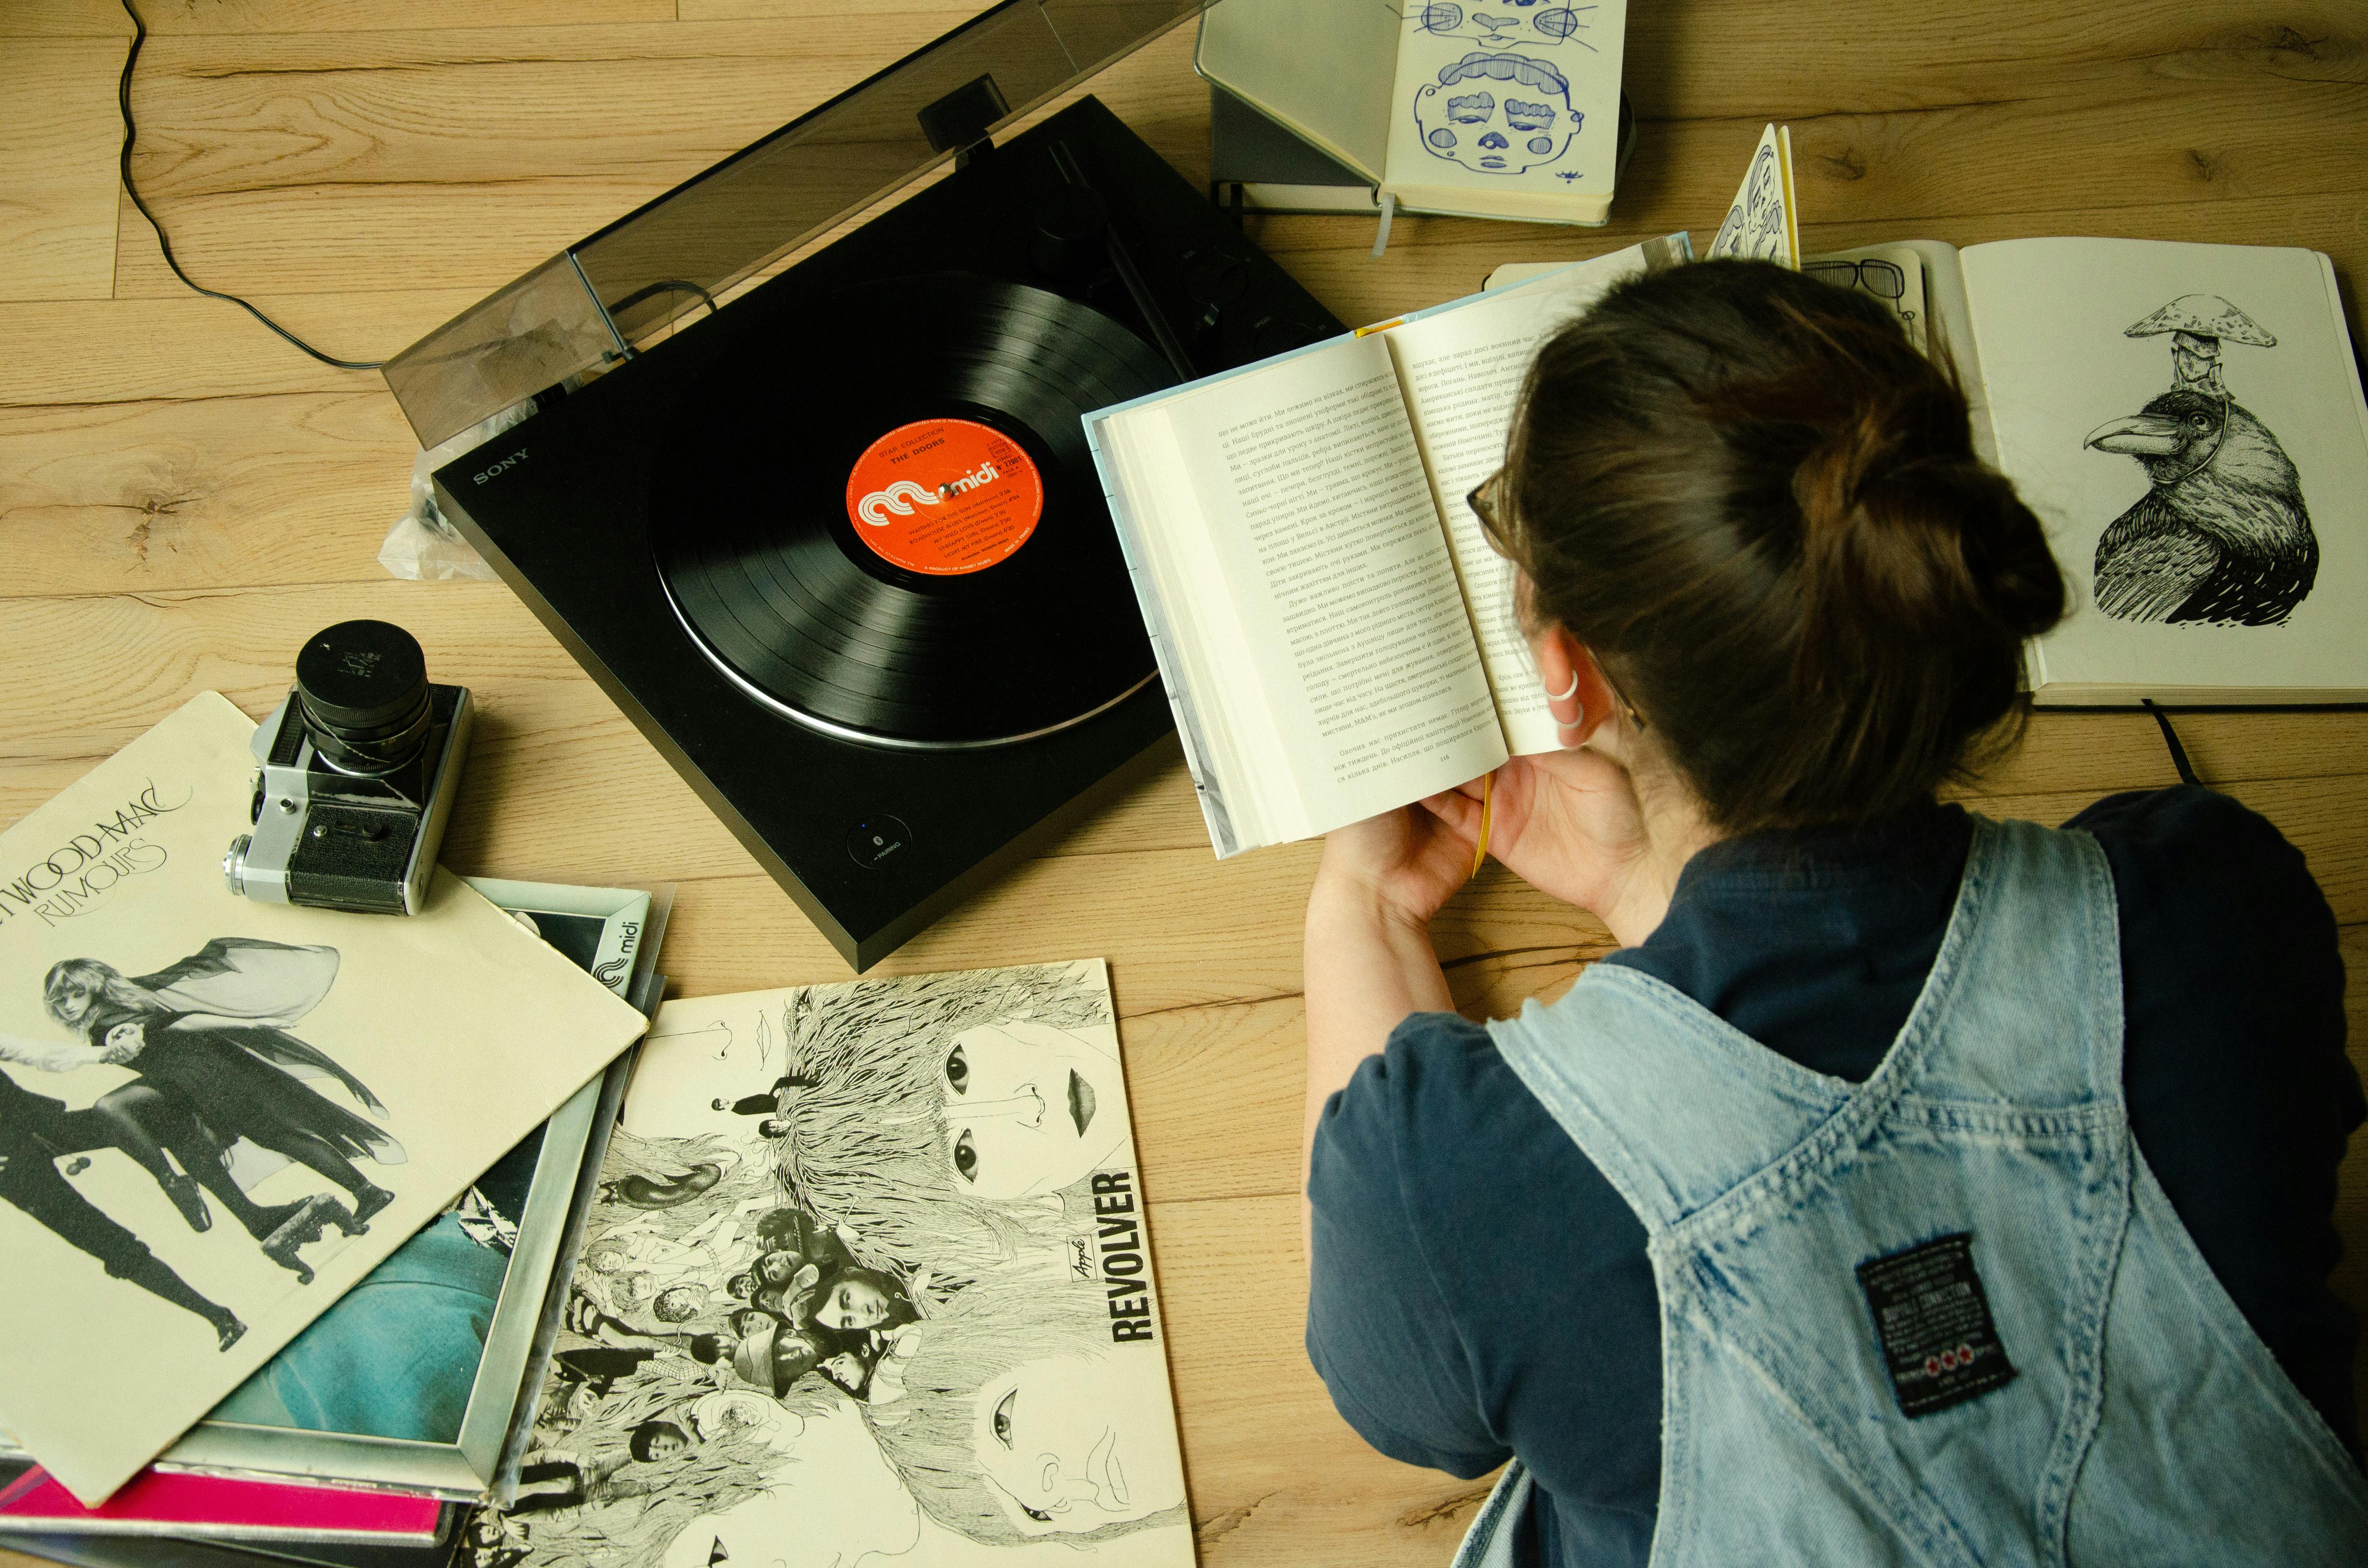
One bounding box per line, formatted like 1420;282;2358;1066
1471;771;1494;879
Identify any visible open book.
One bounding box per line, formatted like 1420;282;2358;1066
1196;0;1630;227
1497;144;2368;705
1085;237;1689;857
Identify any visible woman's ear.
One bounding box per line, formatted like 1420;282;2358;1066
1535;624;1619;748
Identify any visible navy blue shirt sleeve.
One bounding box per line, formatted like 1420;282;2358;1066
1307;1012;1665;1513
1307;1020;1509;1479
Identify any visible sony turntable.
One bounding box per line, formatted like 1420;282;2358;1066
387;2;1340;968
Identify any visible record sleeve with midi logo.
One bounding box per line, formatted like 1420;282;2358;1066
655;275;1170;749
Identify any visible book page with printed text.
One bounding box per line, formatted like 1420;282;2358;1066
1382;242;1668;754
1099;334;1507;851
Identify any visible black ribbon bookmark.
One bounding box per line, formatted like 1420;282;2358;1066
2140;699;2202;787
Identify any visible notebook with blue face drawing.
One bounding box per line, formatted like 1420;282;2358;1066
1197;0;1631;225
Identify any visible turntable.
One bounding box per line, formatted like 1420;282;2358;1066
383;1;1339;969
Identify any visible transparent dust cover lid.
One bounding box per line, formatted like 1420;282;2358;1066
384;0;1209;451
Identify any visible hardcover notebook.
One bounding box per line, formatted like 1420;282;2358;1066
0;695;652;1504
1502;133;2368;705
1085;236;1689;856
471;960;1190;1568
1197;0;1629;226
1211;84;1640;221
1209;84;1383;214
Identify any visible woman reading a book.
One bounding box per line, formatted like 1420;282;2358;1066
1300;261;2368;1566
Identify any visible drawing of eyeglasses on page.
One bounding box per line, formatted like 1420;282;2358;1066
1802;251;1928;354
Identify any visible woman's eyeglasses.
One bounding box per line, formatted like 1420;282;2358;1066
1467;470;1513;557
1463;468;1647;733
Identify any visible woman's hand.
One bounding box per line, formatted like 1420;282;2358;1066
1423;747;1654;937
1312;799;1479;931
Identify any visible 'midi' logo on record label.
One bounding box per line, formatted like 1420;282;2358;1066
852;459;1000;527
844;417;1044;577
854;479;939;527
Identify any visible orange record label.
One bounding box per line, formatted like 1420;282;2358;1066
844;418;1044;576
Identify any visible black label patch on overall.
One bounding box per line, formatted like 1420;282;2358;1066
1857;1232;2017;1417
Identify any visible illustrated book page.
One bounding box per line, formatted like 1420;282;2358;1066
1962;238;2368;700
1381;0;1629;221
469;960;1192;1568
1703;122;1798;266
0;694;651;1505
1800;243;1931;355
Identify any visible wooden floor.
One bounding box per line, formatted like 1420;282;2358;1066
1;1;2363;1562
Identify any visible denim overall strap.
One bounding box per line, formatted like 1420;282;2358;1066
1480;817;2368;1567
1490;819;2112;1234
1448;1458;1534;1568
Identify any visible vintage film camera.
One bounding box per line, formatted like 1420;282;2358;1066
224;620;474;915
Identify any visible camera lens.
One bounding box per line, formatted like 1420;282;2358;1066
223;835;253;898
295;620;433;775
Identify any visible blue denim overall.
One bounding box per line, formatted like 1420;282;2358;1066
1456;817;2368;1566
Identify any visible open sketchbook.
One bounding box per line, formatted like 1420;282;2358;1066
1500;137;2368;704
0;696;651;1506
463;960;1189;1568
1086;236;1690;857
1197;0;1630;226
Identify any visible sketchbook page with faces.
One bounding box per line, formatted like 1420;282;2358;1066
1963;238;2368;701
0;694;650;1506
1382;0;1629;221
1702;122;1799;267
493;962;1192;1568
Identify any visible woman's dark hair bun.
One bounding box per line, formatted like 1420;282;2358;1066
1789;370;2066;691
1504;259;2066;833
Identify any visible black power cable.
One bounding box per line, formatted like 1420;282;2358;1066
116;0;384;370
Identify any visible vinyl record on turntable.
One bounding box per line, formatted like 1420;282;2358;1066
655;274;1173;748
